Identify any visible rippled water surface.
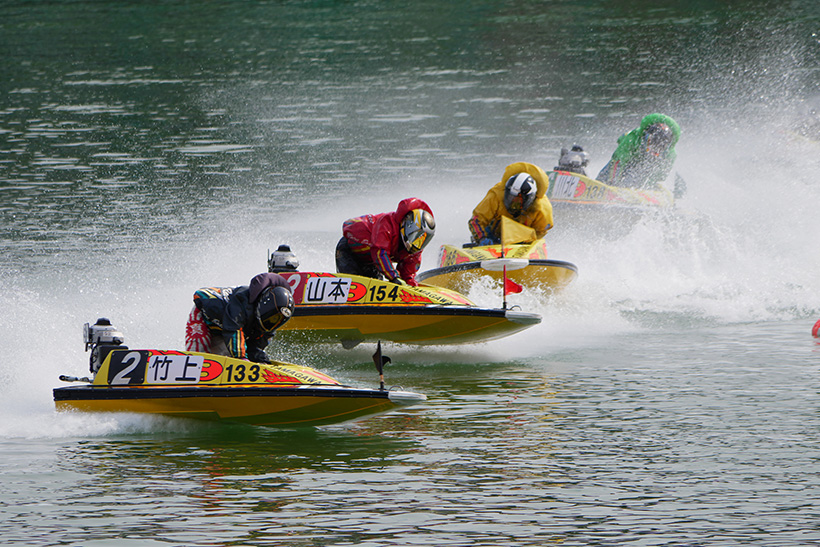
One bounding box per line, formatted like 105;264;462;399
2;1;819;545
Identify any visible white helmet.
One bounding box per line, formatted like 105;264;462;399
503;173;537;216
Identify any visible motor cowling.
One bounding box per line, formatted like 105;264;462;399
268;244;300;273
84;318;127;374
555;144;590;176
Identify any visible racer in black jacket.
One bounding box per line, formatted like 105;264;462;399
185;273;294;363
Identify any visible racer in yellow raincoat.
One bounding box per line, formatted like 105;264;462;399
468;162;554;245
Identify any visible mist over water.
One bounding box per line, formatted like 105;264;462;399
1;2;819;545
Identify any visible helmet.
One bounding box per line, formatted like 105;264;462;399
642;123;674;156
400;209;435;253
255;286;295;333
503;173;537;217
268;244;299;273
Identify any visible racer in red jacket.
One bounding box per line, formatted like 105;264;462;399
335;197;435;286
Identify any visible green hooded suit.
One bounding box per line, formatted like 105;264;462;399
596;113;681;189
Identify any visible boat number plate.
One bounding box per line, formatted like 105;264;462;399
108;351;204;385
303;276;351;304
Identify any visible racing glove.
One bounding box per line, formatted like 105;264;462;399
246;345;271;364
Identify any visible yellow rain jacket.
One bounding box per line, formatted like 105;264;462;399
468;162;554;243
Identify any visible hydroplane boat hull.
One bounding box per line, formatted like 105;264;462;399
417;259;577;295
417;239;578;295
275;271;541;347
547;169;675;209
54;384;420;427
54;348;425;427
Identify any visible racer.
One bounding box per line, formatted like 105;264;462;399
185;272;295;363
596;113;681;189
335;197;435;287
468;162;554;245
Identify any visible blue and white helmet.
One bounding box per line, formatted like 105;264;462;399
503;173;537;217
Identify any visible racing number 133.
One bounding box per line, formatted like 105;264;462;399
224;363;261;383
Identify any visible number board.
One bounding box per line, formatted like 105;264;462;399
303;276;351;303
549;172;581;199
107;350;204;386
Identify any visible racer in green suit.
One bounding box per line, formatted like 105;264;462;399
597;113;681;190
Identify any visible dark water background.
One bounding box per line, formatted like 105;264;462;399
2;1;820;545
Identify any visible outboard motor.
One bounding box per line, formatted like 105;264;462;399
555;144;590;176
268;244;300;273
84;318;126;374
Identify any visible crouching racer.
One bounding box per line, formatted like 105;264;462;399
468;161;554;245
335;197;435;287
185;272;295;363
596;113;681;190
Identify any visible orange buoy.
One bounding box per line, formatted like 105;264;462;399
813;319;820;338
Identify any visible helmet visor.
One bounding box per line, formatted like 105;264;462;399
256;287;294;332
402;209;435;253
506;194;525;216
643;124;673;156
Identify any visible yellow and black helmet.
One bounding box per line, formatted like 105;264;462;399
400;209;435;253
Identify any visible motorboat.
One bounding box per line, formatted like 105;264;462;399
417;237;578;295
54;319;426;427
271;270;541;348
547;169;676;210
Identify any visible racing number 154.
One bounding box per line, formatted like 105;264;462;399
369;284;399;302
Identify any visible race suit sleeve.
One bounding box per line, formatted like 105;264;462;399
223;329;246;359
468;215;491;243
245;334;272;363
469;188;504;243
373;248;401;281
596;159;619;184
528;198;554;238
396;253;422;286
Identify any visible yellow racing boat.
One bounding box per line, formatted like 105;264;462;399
547;169;675;209
417;238;578;295
545;169;678;236
273;271;541;348
54;319;425;428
